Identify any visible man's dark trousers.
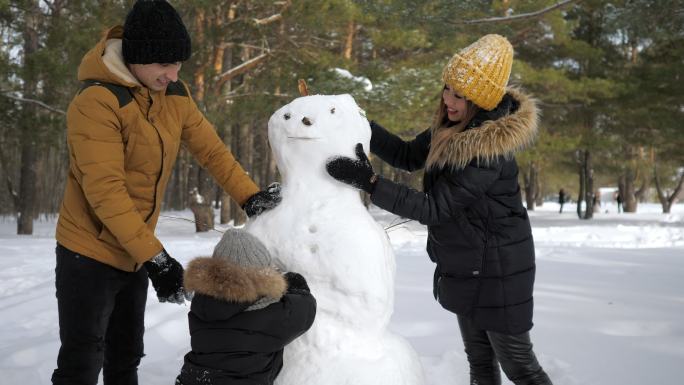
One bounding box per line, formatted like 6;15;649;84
52;244;148;385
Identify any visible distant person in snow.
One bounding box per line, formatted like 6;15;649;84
592;190;601;213
616;190;624;213
176;229;316;385
52;1;280;384
559;188;567;213
326;34;553;384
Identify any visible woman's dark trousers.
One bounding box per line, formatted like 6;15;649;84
52;244;148;385
457;315;552;385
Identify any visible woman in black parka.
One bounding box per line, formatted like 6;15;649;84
327;35;552;385
176;229;316;385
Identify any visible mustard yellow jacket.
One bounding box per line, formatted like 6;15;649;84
56;26;259;272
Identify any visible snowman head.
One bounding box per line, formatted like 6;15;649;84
268;94;370;182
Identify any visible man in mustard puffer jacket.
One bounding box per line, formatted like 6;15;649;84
52;1;280;384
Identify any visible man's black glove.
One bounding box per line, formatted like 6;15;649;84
243;182;282;218
326;143;377;194
284;272;311;295
144;249;187;304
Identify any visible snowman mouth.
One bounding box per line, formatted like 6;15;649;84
287;136;323;140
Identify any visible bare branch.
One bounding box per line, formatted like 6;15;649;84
220;42;270;51
671;171;684;204
450;0;582;25
253;0;291;26
254;14;283;25
215;52;270;88
1;93;66;115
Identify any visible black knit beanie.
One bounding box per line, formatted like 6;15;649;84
122;0;191;64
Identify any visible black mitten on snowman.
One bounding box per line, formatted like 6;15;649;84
326;143;378;193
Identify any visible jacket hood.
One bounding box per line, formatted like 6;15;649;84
77;26;141;87
426;87;539;170
184;257;287;303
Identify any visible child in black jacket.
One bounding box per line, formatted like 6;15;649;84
176;229;316;385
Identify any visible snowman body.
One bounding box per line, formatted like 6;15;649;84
246;94;424;385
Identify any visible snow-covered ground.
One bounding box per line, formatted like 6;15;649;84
1;202;682;384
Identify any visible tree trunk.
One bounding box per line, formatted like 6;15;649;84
17;143;37;234
535;168;544;207
17;1;40;235
165;148;188;211
189;187;213;232
523;161;537;211
635;176;649;203
220;191;231;224
583;151;594;219
230;122;247;226
343;20;355;60
196;166;215;231
654;165;671;214
623;168;637;213
219;20;234;225
654;163;684;214
577;151;586;219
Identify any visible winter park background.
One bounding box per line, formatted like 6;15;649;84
1;201;683;385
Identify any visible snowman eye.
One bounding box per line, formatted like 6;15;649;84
284;113;291;120
330;107;335;114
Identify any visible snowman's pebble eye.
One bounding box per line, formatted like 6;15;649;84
284;113;291;120
330;107;336;114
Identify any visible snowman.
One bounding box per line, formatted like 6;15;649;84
246;93;424;385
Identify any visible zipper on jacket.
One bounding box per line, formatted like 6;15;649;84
145;109;164;223
466;204;491;313
477;204;492;276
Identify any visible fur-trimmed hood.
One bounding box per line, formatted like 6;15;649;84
426;87;539;170
184;257;287;303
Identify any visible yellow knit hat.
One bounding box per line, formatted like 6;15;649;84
442;34;513;111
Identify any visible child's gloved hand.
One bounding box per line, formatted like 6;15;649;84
284;272;310;294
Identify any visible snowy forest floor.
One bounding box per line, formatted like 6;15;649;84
1;202;682;384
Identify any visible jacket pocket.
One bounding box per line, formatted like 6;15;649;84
97;225;119;249
437;273;480;316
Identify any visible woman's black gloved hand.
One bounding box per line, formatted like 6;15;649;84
144;249;187;304
325;143;377;194
243;182;282;218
